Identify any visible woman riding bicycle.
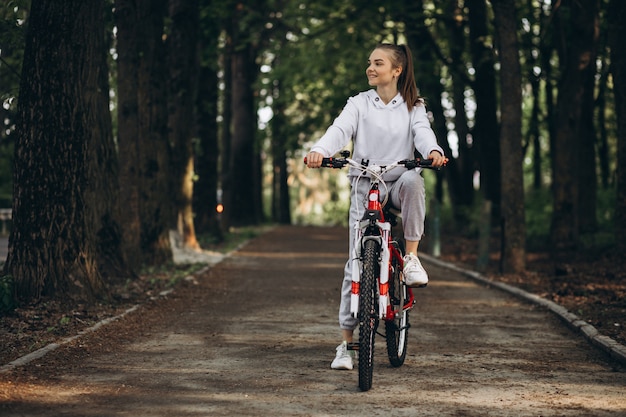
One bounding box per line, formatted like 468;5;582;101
305;43;447;370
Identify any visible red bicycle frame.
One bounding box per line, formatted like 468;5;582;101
350;183;414;321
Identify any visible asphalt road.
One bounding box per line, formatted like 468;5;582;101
1;226;625;416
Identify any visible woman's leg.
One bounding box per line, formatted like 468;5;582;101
389;169;426;244
338;177;370;333
390;170;429;286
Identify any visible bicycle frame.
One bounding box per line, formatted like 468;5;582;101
349;175;415;322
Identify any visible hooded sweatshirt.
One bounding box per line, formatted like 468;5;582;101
310;89;444;181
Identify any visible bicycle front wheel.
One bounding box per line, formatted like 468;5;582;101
358;239;379;392
386;244;409;367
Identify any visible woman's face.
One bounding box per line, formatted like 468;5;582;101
366;48;401;88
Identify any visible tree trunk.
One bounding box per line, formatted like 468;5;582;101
467;0;502;219
115;0;142;270
5;0;131;302
168;0;200;248
218;16;233;230
578;37;599;234
550;0;599;251
608;0;626;254
116;0;173;267
596;62;611;190
492;0;526;273
137;0;172;265
194;15;222;237
270;80;291;225
229;42;261;226
446;1;475;210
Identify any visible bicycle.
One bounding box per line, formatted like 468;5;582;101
305;150;441;391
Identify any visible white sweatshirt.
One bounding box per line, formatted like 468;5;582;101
310;89;444;180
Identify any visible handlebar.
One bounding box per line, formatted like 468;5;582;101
303;156;441;171
304;152;445;213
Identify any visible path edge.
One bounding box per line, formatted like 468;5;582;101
422;254;626;367
0;233;255;374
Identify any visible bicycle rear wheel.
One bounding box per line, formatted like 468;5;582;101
358;239;379;392
385;243;409;367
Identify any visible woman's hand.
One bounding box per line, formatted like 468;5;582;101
428;151;448;168
305;151;324;168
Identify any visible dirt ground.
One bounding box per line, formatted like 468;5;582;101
0;225;625;416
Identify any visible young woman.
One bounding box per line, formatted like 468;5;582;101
305;43;447;370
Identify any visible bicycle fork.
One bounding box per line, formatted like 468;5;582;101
350;219;393;321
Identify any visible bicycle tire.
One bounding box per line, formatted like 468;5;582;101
358;239;379;392
385;243;409;367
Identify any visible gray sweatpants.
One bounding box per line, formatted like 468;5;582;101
339;169;426;330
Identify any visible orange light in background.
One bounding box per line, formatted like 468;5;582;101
216;203;224;214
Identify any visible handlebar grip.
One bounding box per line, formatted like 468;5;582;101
321;157;344;168
304;156;347;168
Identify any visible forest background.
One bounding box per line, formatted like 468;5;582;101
0;0;625;350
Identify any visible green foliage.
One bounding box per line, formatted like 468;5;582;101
524;188;552;250
524;186;617;251
0;274;16;313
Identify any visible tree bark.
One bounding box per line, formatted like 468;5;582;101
116;0;173;267
229;38;261;226
270;78;291;224
6;0;130;302
194;11;222;237
467;0;501;217
115;0;142;269
492;0;526;273
136;0;173;265
608;0;626;254
577;38;599;234
550;0;599;251
168;0;200;248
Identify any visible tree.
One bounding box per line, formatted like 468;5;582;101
227;2;264;226
115;0;142;269
270;76;292;224
137;0;173;264
550;0;600;251
193;1;223;237
492;0;526;273
608;0;626;254
168;0;200;248
445;0;475;210
116;0;173;267
5;0;131;302
467;0;501;217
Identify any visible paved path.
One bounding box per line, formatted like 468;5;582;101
1;226;625;416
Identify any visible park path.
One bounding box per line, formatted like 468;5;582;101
0;225;625;416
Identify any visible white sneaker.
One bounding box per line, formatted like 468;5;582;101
403;253;428;287
330;341;354;370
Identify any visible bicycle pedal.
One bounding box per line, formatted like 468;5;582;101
346;342;359;351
